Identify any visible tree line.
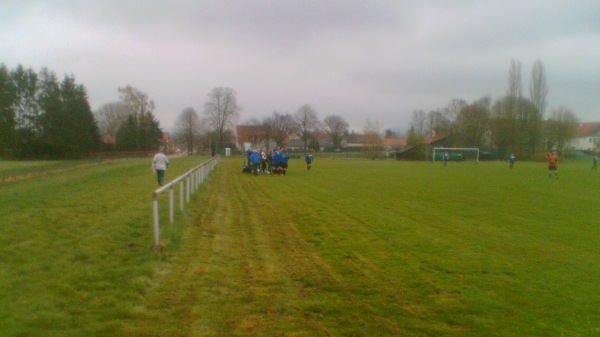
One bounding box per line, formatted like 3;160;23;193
170;87;352;155
2;59;581;161
174;60;580;160
95;85;163;153
0;64;101;159
0;64;165;159
407;59;580;160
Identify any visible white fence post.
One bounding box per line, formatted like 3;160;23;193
179;181;184;211
152;193;160;247
169;186;174;224
152;156;219;248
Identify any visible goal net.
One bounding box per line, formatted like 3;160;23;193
432;147;479;163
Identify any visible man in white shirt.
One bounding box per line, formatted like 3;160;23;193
152;147;169;186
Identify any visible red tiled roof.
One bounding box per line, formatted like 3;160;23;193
236;125;265;144
426;132;449;144
102;135;116;144
577;122;600;137
382;138;407;147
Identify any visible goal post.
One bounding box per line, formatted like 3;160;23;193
432;147;479;163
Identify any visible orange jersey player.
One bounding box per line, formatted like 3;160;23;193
546;152;558;178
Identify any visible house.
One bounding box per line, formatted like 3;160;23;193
382;137;407;151
161;132;174;152
570;122;600;152
426;131;451;149
235;125;266;151
392;131;451;160
102;135;116;146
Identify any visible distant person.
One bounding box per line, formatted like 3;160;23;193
266;150;273;174
546;151;558;178
443;152;449;166
272;147;282;176
509;153;516;168
592;155;598;171
305;150;313;171
152;147;170;186
249;150;262;176
246;148;253;166
260;149;267;173
281;149;289;176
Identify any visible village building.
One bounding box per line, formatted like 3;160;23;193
570;122;600;152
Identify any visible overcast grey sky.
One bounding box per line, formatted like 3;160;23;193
2;0;599;132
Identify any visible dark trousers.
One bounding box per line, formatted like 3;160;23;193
156;170;165;186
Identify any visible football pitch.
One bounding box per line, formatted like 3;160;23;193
0;156;598;336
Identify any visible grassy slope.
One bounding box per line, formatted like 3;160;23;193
0;156;206;336
0;157;598;336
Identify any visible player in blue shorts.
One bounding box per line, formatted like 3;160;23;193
280;150;289;176
305;150;313;171
508;153;516;168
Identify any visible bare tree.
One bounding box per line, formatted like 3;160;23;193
94;101;128;138
174;107;203;154
490;96;541;159
442;98;467;124
261;116;275;150
323;115;348;150
545;107;579;154
203;87;241;154
295;104;320;153
118;85;155;116
410;110;427;135
272;111;298;147
507;59;522;99
428;110;451;133
530;59;548;118
362;119;383;159
453;102;490;148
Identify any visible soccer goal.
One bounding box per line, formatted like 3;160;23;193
432;147;480;163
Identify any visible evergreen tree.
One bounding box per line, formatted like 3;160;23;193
139;111;162;151
11;65;39;158
116;115;139;151
115;86;163;151
38;68;64;157
59;75;100;156
0;64;17;158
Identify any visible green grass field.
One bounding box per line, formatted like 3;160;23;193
0;156;598;336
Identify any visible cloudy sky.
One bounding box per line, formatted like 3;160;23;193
2;0;599;132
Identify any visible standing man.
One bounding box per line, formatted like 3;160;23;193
152;147;170;186
305;149;313;171
546;151;558;178
508;153;516;168
260;149;267;173
443;151;449;166
592;155;598;171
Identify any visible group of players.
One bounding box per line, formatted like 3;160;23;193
246;148;314;176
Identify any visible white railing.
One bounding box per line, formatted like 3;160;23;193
151;156;219;247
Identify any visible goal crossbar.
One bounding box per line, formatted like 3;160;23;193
432;147;479;163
